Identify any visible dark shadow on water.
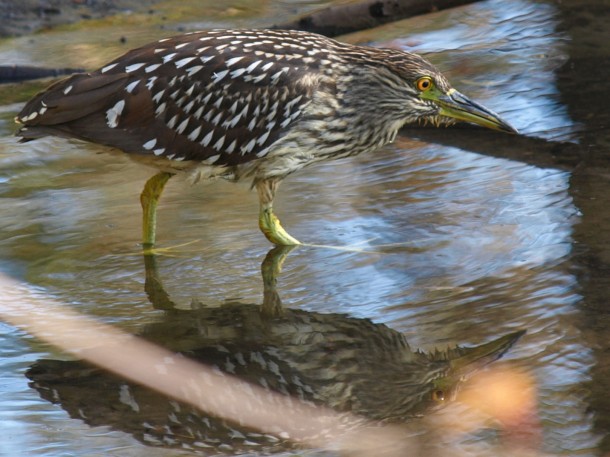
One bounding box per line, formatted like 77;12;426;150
552;0;610;453
26;248;524;455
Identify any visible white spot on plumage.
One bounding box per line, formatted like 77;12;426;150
203;154;220;164
270;68;288;83
226;56;244;67
261;62;274;71
193;105;204;119
200;55;214;64
153;148;165;156
63;85;73;95
175;42;190;49
21;112;38;122
246;60;262;73
267;101;279;120
105;100;125;128
228;100;238;114
213;135;225;151
213;95;224;109
185;83;196;96
201;130;214;146
230;113;242;128
176;118;190;134
125;80;140;93
125;63;146;72
158;37;170;42
162;53;177;63
155;102;167;116
242;138;256;154
225;139;237;154
184;100;195;114
152;89;165;103
212;69;229;83
230;68;247;78
143;139;157;150
101;63;118;73
211;112;222;125
167;114;179;129
175;57;196;68
196;46;211;53
202;93;213;105
153;48;164;54
252;73;266;83
247;118;256;131
215;43;229;51
188;125;202;141
285;95;303;111
187;65;204;76
256;145;271;158
144;64;160;73
257;130;270;145
146;76;158;90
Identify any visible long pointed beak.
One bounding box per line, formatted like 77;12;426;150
437;89;518;134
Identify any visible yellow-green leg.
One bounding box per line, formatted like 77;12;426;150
260;245;298;316
256;179;301;246
140;171;173;249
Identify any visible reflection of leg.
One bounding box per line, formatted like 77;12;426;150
261;245;298;316
142;253;177;310
256;178;301;246
140;172;173;249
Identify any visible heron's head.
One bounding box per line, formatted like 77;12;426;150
384;51;518;133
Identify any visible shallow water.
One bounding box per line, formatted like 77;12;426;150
1;0;609;455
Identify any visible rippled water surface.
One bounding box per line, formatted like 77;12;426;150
1;0;609;456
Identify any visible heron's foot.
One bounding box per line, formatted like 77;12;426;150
259;208;301;246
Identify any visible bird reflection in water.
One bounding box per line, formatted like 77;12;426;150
26;247;524;454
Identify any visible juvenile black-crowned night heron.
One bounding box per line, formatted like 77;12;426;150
16;29;516;247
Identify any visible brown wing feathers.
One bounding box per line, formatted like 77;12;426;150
16;30;321;166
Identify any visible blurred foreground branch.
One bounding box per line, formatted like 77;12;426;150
0;273;414;456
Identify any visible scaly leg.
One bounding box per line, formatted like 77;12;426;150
256;178;301;246
140;171;173;249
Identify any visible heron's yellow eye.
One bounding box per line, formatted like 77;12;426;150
431;389;445;402
416;76;433;92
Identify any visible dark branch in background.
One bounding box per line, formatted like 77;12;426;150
272;0;483;37
0;65;84;83
0;0;485;83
